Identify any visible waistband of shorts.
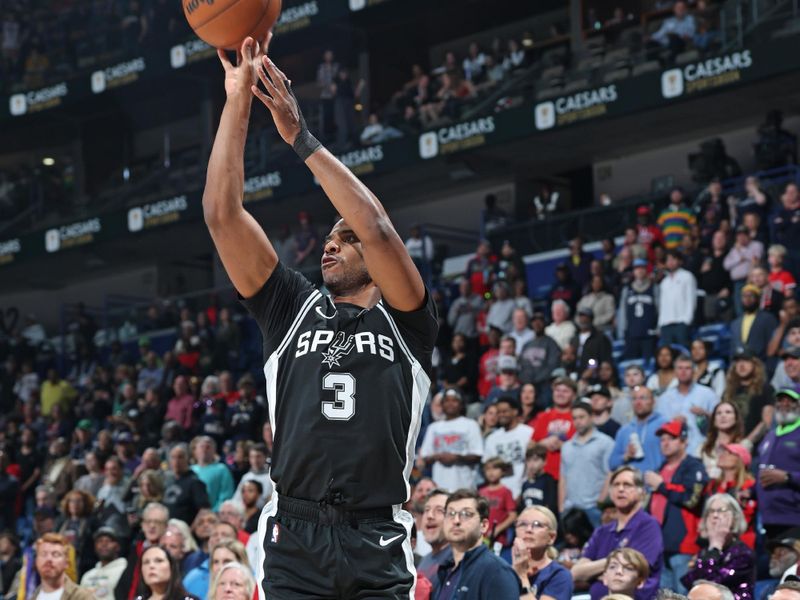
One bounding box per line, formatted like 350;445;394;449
277;495;393;524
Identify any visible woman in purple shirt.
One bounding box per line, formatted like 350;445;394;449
681;493;755;600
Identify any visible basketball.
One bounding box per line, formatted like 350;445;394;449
183;0;282;50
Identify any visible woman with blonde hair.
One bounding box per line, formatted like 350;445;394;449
208;562;255;600
601;548;650;599
512;505;573;600
206;539;250;600
132;469;166;513
680;493;755;600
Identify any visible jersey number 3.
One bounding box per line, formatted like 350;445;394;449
321;372;356;421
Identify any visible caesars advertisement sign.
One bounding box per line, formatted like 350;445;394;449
45;218;102;253
535;85;619;131
661;50;753;99
419;117;496;159
128;196;190;232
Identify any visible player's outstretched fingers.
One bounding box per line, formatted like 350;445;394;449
217;48;233;71
258;56;280;98
262;57;289;101
251;83;275;110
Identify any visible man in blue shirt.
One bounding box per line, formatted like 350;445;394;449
610;386;667;476
433;489;520;599
655;355;718;456
647;0;697;63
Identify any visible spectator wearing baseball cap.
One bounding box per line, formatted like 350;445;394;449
484;355;522;408
80;527;128;598
756;389;800;540
703;443;757;549
645;419;708;594
768;529;800;583
772;343;800;394
730;285;779;362
586;384;621;439
572;306;613;374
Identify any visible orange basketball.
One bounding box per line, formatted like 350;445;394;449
183;0;282;50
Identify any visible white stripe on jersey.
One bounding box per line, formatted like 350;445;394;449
255;489;279;600
275;289;323;358
267;289;321;441
376;303;430;501
393;504;418;599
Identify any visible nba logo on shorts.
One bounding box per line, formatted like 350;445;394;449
271;523;280;544
171;45;187;69
9;94;26;116
661;69;684;99
45;229;61;253
419;132;438;159
349;0;366;10
534;102;555;130
128;207;144;232
91;71;107;94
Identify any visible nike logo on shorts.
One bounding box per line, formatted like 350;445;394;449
379;534;403;547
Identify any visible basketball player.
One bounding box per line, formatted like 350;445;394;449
204;37;438;599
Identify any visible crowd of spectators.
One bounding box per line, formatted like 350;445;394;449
1;0;187;95
0;175;799;600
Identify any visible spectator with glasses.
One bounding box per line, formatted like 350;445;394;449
431;489;519;599
572;466;663;600
513;505;573;600
680;493;755;600
601;548;651;599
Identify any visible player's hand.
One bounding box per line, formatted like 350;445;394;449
252;55;303;145
217;34;270;99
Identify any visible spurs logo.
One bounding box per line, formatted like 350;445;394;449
321;332;356;367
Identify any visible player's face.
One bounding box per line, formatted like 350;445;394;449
321;220;372;297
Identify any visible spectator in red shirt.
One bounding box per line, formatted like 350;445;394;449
636;206;665;259
165;376;194;431
465;239;498;297
769;244;797;298
532;377;577;480
479;457;517;551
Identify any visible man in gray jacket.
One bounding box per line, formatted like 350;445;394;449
518;311;561;408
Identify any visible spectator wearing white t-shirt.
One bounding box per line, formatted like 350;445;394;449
418;389;484;492
484;397;534;498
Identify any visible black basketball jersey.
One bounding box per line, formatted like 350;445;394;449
241;262;438;509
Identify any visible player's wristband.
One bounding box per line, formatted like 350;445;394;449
284;80;322;161
293;129;322;161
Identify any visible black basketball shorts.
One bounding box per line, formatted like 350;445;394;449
254;494;416;600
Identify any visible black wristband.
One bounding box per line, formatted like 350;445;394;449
292;129;322;162
284;80;322;161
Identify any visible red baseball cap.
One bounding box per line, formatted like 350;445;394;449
637;206;651;215
720;443;752;468
656;419;688;439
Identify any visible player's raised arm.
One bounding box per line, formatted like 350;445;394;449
251;56;426;312
203;36;278;299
